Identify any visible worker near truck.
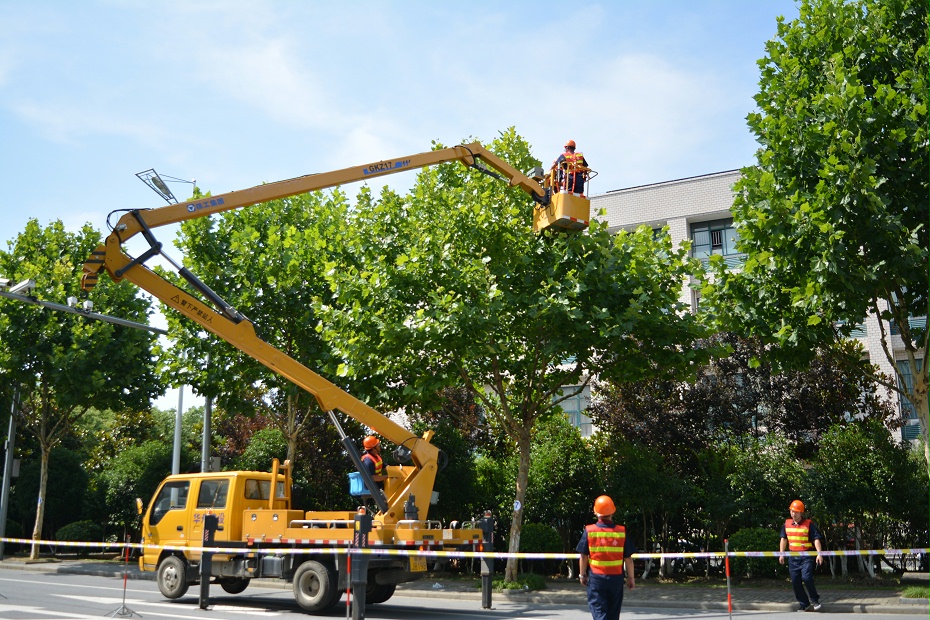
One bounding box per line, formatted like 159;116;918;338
551;139;588;195
361;435;387;490
779;499;824;612
577;495;636;620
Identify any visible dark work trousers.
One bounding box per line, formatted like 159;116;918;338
788;556;820;607
586;572;625;620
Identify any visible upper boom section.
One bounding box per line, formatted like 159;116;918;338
104;142;548;245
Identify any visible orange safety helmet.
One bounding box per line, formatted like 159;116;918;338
593;495;616;516
789;499;805;513
564;139;576;149
363;435;380;450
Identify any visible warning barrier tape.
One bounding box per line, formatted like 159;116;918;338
1;538;926;561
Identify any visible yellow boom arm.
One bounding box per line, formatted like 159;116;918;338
81;143;551;524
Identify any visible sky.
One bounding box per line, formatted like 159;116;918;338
0;0;800;411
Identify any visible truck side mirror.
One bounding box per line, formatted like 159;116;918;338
136;497;144;515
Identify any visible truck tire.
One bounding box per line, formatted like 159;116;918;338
157;556;190;599
219;577;250;594
366;582;396;605
293;560;337;612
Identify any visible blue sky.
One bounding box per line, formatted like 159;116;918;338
0;1;799;409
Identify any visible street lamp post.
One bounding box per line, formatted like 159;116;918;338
136;169;196;474
0;390;18;560
0;278;166;557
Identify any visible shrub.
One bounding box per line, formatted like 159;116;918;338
56;520;104;544
519;523;561;574
728;527;783;578
493;572;547;591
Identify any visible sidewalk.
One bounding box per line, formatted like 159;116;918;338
398;576;928;615
0;557;926;615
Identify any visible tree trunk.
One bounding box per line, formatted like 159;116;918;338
504;428;532;582
286;393;298;465
30;443;51;560
913;388;928;478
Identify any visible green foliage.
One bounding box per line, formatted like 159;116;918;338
316;129;707;579
518;522;561;574
519;522;561;553
0;219;162;548
97;440;189;534
411;417;482;525
4;520;23;539
728;527;783;578
74;407;161;474
591;435;688;543
727;434;805;530
806;420;929;549
11;447;89;539
702;0;929;464
233;428;287;471
164;187;352;468
56;520;104;542
523;414;599;545
492;572;546;591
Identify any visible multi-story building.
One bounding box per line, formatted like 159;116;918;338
581;170;921;443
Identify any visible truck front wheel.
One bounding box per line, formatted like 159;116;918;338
293;560;337;612
157;556;190;599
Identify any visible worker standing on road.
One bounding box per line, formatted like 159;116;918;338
779;499;824;612
577;495;636;620
361;435;387;491
551;139;589;195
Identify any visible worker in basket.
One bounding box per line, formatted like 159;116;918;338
361;435;388;492
551;139;589;196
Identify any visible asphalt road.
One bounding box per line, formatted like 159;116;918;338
0;569;927;620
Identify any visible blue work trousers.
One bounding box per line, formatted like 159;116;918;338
788;556;820;607
586;573;624;620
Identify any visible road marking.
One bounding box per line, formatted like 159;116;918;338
0;575;151;594
52;593;284;616
0;603;99;619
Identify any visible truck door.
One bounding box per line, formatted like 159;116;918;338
143;480;191;570
190;477;231;561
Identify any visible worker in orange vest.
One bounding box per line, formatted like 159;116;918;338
779;499;824;612
551;139;589;195
360;435;387;491
577;495;636;620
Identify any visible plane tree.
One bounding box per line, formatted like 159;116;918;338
316;129;707;580
163;189;355;466
702;0;929;469
0;220;161;557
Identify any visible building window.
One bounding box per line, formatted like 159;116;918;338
557;385;593;438
890;315;926;337
691;219;742;261
897;359;923;441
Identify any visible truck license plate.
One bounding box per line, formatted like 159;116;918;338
409;556;427;572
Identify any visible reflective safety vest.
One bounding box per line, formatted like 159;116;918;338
361;451;383;476
785;518;813;551
561;151;586;171
585;523;626;575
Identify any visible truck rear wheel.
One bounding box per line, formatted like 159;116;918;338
366;582;396;604
293;560;337;612
157;555;190;599
219;577;250;594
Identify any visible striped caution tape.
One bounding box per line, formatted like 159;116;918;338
1;537;926;561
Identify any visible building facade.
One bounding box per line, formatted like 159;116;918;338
585;170;921;442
